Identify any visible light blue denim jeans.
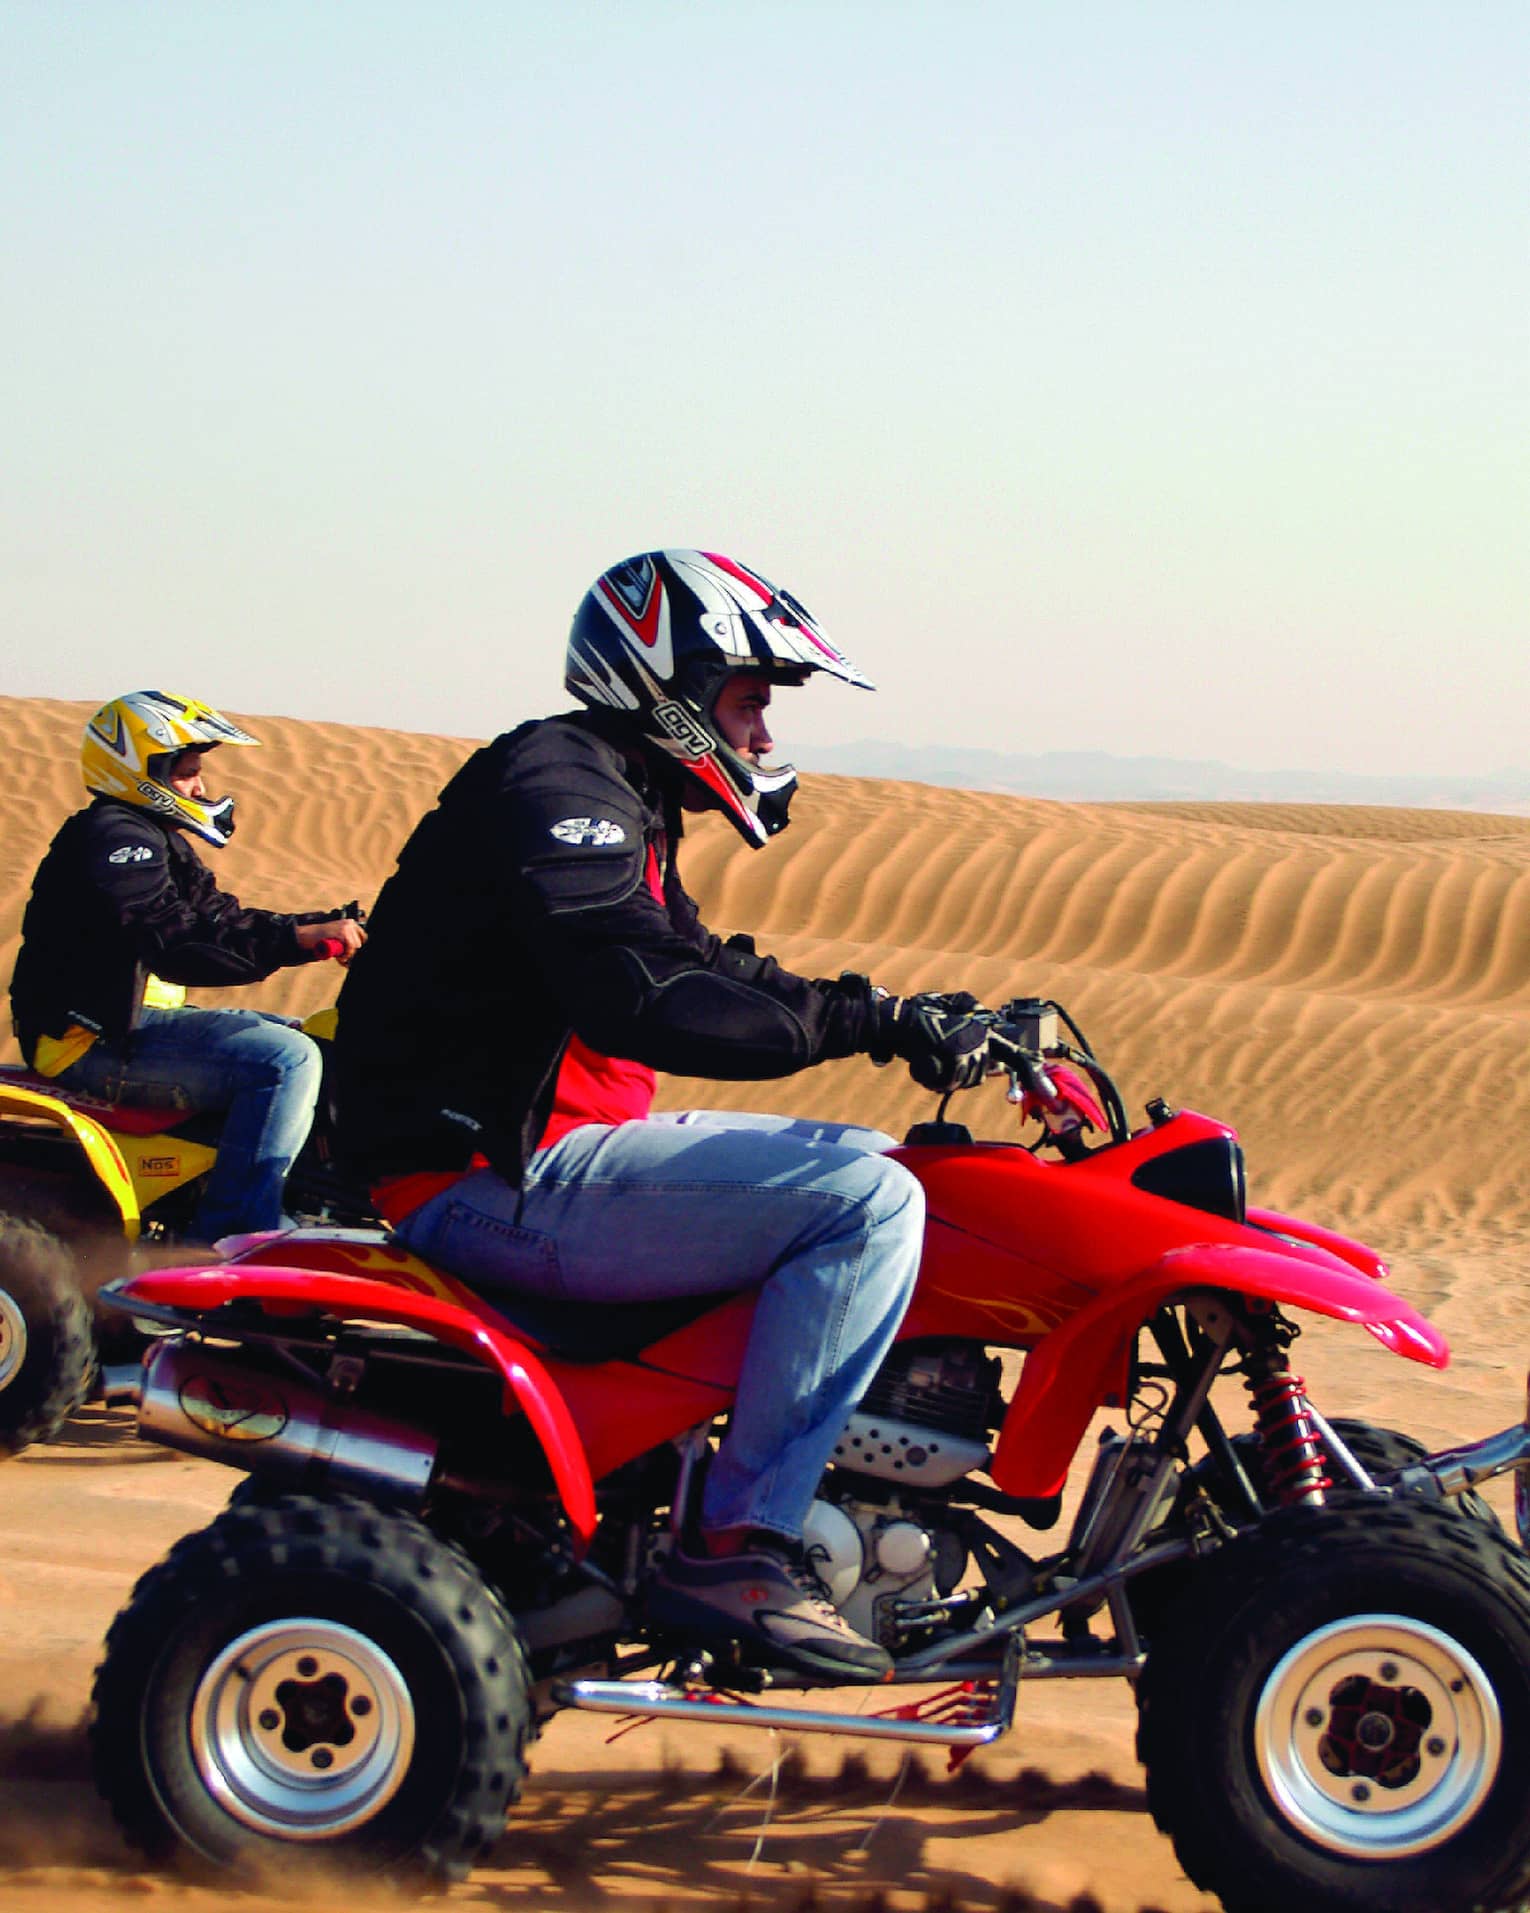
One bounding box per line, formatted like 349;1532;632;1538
56;1005;323;1240
394;1109;927;1543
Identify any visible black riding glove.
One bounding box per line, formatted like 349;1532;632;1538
868;991;995;1092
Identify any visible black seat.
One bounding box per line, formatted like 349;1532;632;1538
473;1285;733;1364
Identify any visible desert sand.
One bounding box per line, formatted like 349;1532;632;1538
2;692;1529;1912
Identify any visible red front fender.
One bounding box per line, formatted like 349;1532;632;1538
990;1243;1449;1501
117;1266;597;1552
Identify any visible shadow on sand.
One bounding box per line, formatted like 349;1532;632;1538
0;1714;1182;1912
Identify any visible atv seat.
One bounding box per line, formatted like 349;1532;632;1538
0;1063;210;1137
475;1286;730;1365
221;1225;738;1364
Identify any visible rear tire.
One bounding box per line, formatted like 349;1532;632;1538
0;1213;94;1453
91;1496;533;1884
1137;1497;1530;1913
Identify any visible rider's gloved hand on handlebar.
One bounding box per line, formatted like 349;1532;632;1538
294;916;368;965
869;990;996;1092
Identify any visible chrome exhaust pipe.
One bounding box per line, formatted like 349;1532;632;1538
99;1362;145;1407
136;1339;437;1507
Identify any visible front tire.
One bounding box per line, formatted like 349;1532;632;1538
0;1213;94;1453
91;1496;533;1884
1137;1497;1530;1913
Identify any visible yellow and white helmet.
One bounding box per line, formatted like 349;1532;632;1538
80;690;259;847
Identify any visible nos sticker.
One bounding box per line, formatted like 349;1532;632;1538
550;817;627;847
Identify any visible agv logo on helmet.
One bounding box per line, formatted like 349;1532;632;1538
652;701;715;757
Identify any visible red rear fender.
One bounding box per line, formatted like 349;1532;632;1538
116;1265;597;1551
990;1242;1448;1501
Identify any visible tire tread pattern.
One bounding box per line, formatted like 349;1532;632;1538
0;1213;94;1453
1137;1496;1530;1913
91;1494;534;1883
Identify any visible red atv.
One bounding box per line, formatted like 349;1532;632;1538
90;1000;1530;1912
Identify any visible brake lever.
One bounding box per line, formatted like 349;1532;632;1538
1006;1058;1058;1104
989;1032;1055;1104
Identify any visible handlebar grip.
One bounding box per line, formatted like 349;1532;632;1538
312;936;348;961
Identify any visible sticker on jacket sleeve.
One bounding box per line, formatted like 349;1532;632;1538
550;817;628;847
107;843;156;864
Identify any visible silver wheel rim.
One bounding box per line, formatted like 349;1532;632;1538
190;1618;416;1839
1254;1612;1500;1859
0;1289;27;1392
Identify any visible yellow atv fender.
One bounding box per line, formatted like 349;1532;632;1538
0;1083;143;1239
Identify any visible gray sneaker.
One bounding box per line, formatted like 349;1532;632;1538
648;1539;892;1683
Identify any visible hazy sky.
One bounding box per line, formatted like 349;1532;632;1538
4;3;1526;775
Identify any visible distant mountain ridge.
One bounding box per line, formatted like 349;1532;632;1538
800;742;1530;814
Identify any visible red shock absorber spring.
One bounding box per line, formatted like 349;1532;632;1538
1247;1362;1331;1506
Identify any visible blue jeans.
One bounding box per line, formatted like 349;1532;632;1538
395;1110;927;1543
56;1006;323;1240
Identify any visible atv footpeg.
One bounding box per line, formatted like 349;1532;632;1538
669;1648;770;1694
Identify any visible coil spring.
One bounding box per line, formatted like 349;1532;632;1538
1247;1365;1331;1506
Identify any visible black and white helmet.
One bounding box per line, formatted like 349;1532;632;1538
565;549;873;845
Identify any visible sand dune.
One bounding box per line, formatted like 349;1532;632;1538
2;691;1529;1910
7;693;1529;1249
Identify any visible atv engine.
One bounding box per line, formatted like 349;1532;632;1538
808;1342;1004;1643
801;1492;965;1644
830;1340;1002;1488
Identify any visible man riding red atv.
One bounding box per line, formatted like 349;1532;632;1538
85;556;1530;1911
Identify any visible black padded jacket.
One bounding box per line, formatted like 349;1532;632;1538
9;798;337;1061
331;710;883;1183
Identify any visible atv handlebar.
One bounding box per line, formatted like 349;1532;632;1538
940;997;1132;1151
310;902;369;963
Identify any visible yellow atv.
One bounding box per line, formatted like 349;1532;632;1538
0;1005;377;1453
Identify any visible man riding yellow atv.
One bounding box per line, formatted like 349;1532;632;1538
2;689;372;1452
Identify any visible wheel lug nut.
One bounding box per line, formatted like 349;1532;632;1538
258;1709;280;1731
1426;1737;1447;1758
312;1748;334;1770
1351;1783;1371;1803
1304;1708;1324;1728
297;1656;319;1678
1378;1662;1399;1682
351;1695;372;1717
